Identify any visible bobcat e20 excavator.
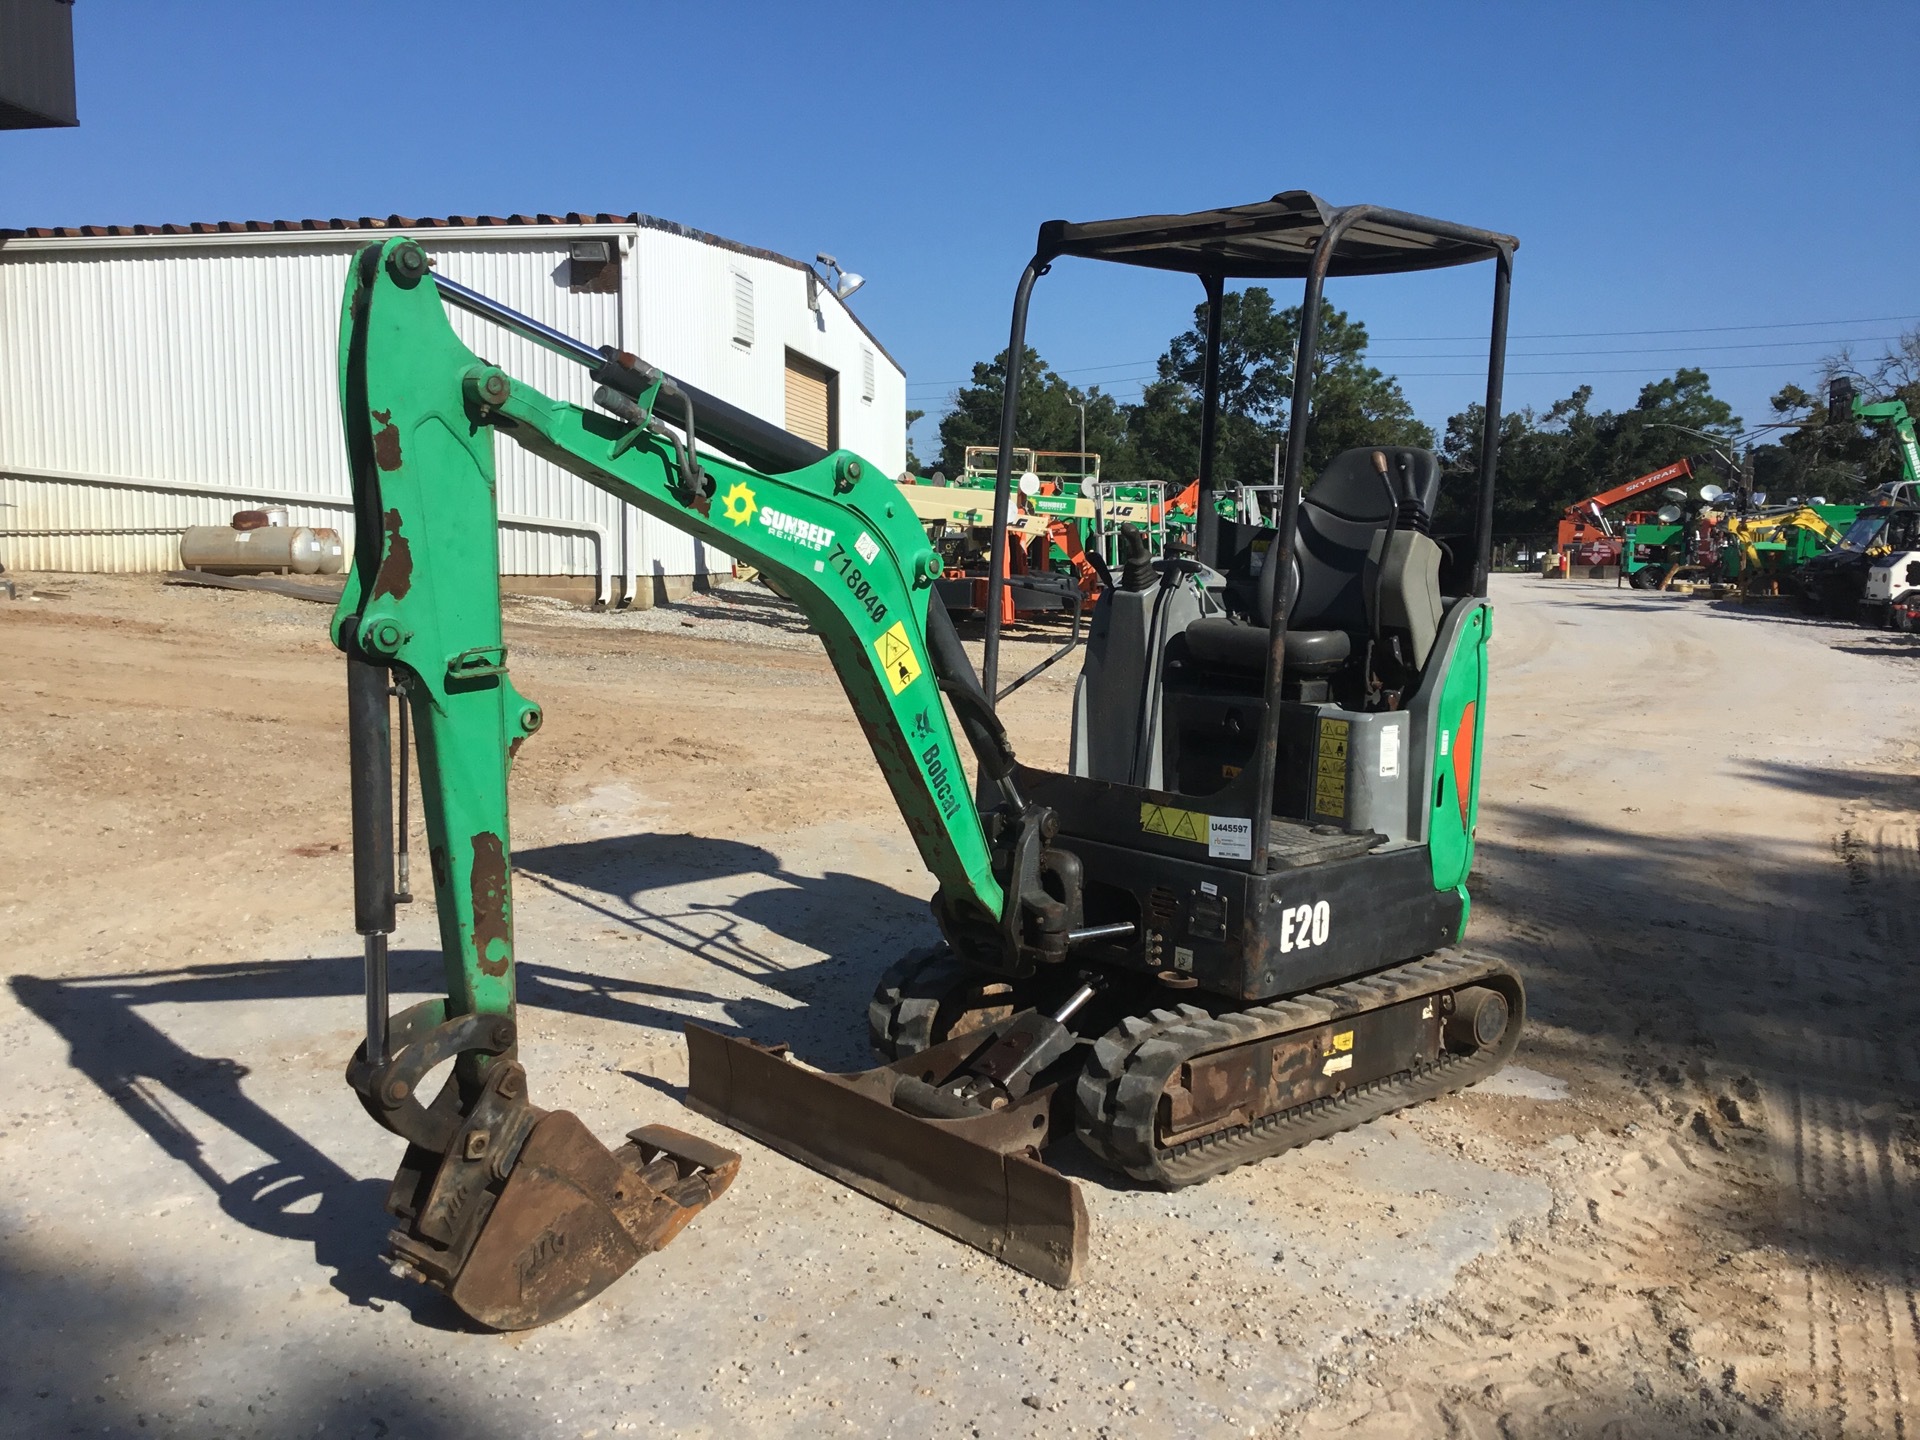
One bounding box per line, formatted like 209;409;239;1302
331;192;1521;1331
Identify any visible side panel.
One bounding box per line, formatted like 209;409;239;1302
1059;836;1462;1002
1423;602;1490;901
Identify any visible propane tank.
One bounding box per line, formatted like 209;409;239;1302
312;528;346;574
180;524;326;575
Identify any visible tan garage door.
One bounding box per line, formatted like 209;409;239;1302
784;350;837;451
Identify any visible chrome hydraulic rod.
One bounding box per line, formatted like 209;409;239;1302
1066;921;1136;944
432;272;610;370
363;934;389;1067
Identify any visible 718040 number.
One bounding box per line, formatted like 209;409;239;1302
828;541;888;625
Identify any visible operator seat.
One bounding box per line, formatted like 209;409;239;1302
1185;446;1444;677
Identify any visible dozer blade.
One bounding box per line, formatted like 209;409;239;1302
427;1116;739;1331
683;1024;1087;1287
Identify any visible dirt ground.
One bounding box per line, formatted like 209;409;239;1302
2;571;1916;1439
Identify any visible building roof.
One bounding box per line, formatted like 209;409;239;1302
0;210;901;370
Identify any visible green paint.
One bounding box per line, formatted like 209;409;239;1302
1426;602;1489;913
333;237;1003;1030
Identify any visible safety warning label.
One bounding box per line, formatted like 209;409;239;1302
873;621;923;695
1315;718;1349;818
1139;802;1208;844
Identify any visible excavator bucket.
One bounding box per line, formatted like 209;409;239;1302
387;1110;739;1332
684;1024;1087;1286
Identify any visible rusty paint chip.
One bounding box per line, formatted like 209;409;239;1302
470;831;513;977
370;509;413;601
371;408;404;472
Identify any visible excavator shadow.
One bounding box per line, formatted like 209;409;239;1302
10;957;473;1329
515;830;936;1069
10;839;928;1324
6;956;833;1326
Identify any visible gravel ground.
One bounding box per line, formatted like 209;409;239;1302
1;572;1914;1438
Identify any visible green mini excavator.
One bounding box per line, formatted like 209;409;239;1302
331;192;1522;1330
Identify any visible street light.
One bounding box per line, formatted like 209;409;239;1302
815;252;865;300
1070;397;1086;465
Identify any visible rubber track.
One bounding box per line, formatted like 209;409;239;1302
1074;952;1525;1188
866;944;964;1062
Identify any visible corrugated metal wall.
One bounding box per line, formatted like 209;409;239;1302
0;223;907;593
434;241;625;585
0;243;353;571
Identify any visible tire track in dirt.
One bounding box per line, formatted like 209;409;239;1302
1282;593;1920;1438
1757;807;1920;1438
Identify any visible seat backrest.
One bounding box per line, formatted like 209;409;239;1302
1307;447;1443;532
1217;447;1445;636
1274;447;1443;631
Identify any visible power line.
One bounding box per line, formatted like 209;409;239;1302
1375;312;1920;342
909;343;1884;392
1393;358;1846;378
904;313;1920;390
1374;335;1904;361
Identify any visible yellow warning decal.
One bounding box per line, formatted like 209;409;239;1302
1331;1029;1354;1053
873;620;923;695
1314;718;1350;818
1139;802;1208;844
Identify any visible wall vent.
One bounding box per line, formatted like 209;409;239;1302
731;271;754;347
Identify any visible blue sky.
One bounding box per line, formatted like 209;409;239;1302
6;1;1915;461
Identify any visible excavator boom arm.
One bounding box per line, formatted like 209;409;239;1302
333;237;1008;1027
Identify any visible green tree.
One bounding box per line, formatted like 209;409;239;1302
903;407;929;476
1755;328;1920;500
1127;288;1432;487
933;347;1129;477
1438;370;1743;542
1601;368;1742;483
1438;388;1604;538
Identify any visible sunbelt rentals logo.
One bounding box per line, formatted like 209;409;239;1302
720;481;757;527
759;504;833;551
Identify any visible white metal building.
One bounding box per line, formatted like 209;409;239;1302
0;212;907;605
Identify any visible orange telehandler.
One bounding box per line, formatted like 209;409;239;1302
1552;458;1698;570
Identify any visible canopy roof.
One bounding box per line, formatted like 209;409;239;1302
1035;190;1516;279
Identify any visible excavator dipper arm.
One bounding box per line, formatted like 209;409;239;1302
331;237;1071;1326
